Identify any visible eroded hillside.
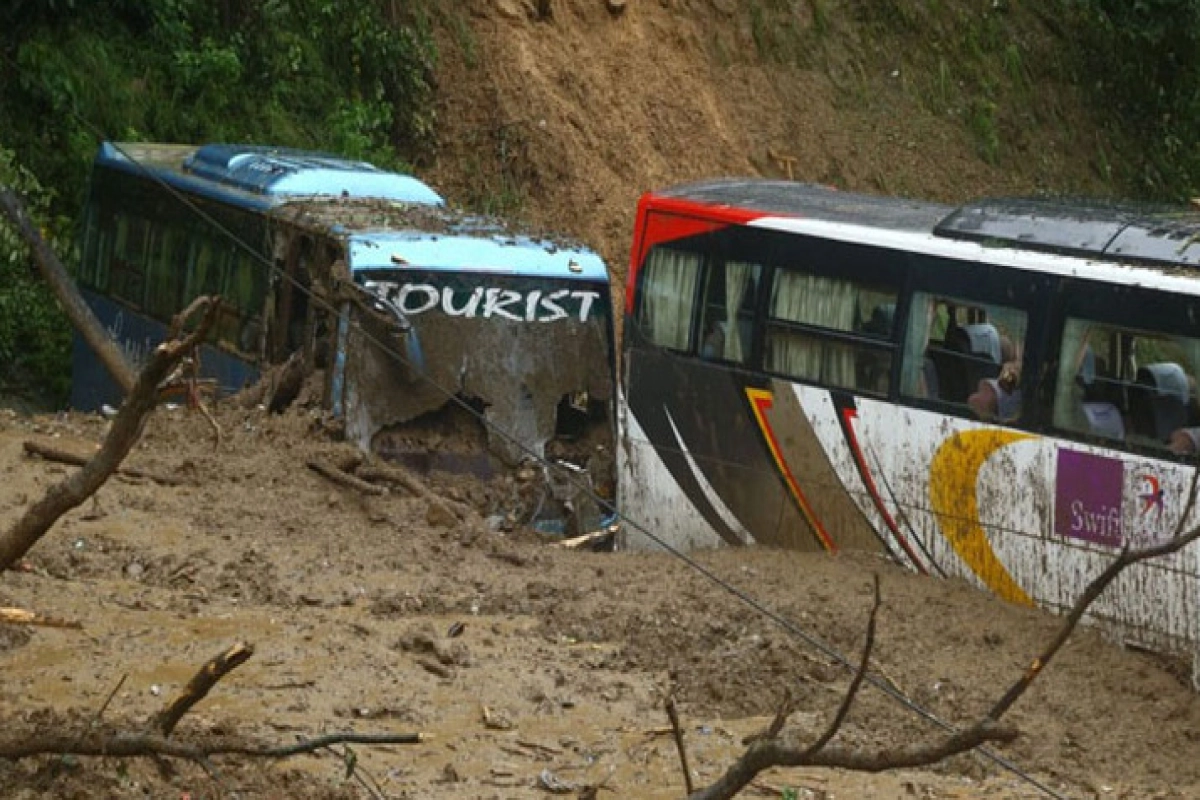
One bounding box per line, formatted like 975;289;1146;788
425;0;1114;277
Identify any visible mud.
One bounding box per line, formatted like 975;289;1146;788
1;401;1199;799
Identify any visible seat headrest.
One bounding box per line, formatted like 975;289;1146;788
961;323;1001;363
1138;362;1189;405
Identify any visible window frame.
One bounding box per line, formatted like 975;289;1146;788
1043;277;1200;458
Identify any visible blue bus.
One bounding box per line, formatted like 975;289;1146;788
75;142;617;529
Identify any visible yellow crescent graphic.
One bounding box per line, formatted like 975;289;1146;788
929;429;1034;606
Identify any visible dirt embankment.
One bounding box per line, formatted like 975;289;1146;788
425;0;1113;279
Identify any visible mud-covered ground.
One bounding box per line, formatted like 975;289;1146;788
1;398;1199;800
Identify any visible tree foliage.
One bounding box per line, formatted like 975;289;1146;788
0;0;438;407
0;149;73;406
1066;0;1200;196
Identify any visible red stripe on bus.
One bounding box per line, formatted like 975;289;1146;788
745;388;836;552
839;407;928;574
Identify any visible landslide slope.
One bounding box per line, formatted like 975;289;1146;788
425;0;1115;276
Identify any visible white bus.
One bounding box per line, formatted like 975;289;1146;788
619;180;1200;678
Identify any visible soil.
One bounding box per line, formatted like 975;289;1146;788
3;399;1199;800
4;2;1194;799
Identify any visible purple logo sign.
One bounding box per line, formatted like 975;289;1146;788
1054;449;1124;547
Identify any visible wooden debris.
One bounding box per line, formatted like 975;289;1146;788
23;440;183;486
551;526;617;550
307;459;388;496
153;642;254;737
356;459;475;524
0;607;83;629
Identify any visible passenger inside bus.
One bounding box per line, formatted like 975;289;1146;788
966;339;1022;422
1059;321;1200;451
964;350;1022;424
902;294;1027;412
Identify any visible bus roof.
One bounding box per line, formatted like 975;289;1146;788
97;142;609;283
653;179;951;233
650;179;1200;270
348;231;608;281
97;141;445;208
274;199;609;282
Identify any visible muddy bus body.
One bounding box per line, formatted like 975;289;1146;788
74;142;616;530
619;179;1200;677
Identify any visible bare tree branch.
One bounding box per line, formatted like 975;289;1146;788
803;574;880;757
307;459;388;497
0;299;217;571
665;693;694;795
691;463;1200;800
153;643;254;737
23;440;184;486
0;730;425;761
0;643;424;766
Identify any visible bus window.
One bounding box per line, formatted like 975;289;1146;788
698;259;762;363
1053;318;1200;453
79;204;109;291
224;250;267;355
188;234;226;299
110;213;150;307
764;268;897;393
636;246;701;351
903;291;1027;422
145;224;189;321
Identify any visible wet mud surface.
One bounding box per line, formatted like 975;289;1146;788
0;404;1198;798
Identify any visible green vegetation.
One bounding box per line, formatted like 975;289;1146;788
3;0;1200;407
738;0;1200;193
0;0;440;407
1066;0;1200;197
0;148;73;404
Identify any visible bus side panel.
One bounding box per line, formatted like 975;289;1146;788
619;344;898;552
71;290;259;411
852;397;1200;657
619;347;789;550
752;380;889;553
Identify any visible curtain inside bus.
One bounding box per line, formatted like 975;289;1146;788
767;271;857;386
639;248;700;350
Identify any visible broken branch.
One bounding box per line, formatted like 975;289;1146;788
307;459;388;496
22;440;184;486
665;694;694;795
0;606;83;629
355;459;475;524
0;730;425;761
688;576;1020;800
0;185;136;394
153;642;254;737
803;574;880;757
0;298;217;571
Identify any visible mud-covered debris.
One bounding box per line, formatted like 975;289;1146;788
395;625;472;667
425;500;458;529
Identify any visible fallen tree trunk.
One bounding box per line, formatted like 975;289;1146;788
0;185;136;395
